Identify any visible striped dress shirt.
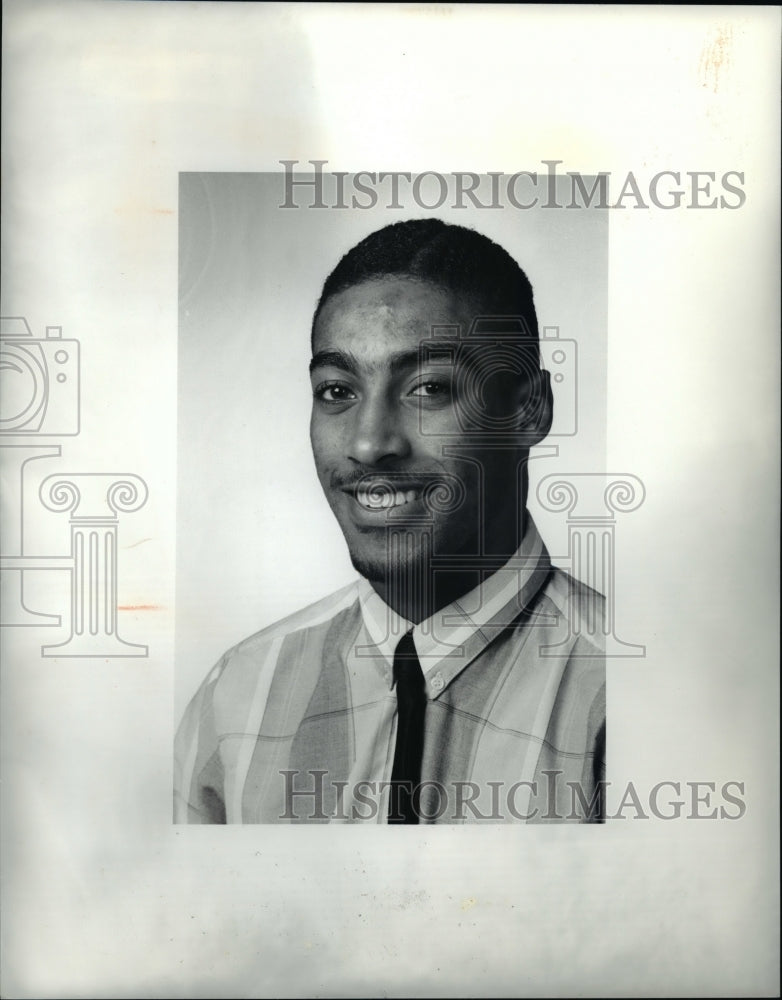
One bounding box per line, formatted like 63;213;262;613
174;517;605;824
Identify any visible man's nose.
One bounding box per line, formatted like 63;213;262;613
348;396;411;465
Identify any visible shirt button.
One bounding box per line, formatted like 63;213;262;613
431;673;444;691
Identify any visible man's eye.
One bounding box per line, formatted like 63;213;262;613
410;380;450;398
314;381;356;403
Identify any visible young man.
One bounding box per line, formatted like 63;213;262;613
175;218;605;824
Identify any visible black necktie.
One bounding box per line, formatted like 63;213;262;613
388;630;427;824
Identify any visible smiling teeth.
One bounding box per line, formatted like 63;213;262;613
356;489;419;510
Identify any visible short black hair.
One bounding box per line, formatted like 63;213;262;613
312;218;539;348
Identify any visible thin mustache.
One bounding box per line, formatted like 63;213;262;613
330;470;441;491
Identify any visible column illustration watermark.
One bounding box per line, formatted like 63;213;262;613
536;472;646;656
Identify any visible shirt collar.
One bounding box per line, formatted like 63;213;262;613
358;515;552;699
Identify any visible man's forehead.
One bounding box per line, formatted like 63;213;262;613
312;277;478;361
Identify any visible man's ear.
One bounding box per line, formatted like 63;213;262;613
516;368;554;446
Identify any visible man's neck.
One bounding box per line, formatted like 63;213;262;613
369;568;479;626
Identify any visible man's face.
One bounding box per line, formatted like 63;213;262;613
309;277;535;585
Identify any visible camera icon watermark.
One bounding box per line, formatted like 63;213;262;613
0;317;80;436
538;325;577;437
416;316;577;441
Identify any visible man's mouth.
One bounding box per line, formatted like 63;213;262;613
332;472;465;523
352;485;422;511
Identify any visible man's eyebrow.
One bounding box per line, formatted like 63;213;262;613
309;350;359;375
309;348;438;376
388;349;426;375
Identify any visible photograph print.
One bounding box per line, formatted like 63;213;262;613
174;168;616;825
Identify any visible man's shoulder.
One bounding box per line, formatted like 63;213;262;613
546;565;605;606
222;579;362;664
539;564;606;653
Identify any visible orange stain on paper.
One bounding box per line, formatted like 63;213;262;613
699;24;733;93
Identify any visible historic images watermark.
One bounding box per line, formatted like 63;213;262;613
339;309;646;659
280;160;747;211
279;769;748;823
0;317;150;656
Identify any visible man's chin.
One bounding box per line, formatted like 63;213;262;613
345;529;432;585
348;548;426;585
348;552;388;585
